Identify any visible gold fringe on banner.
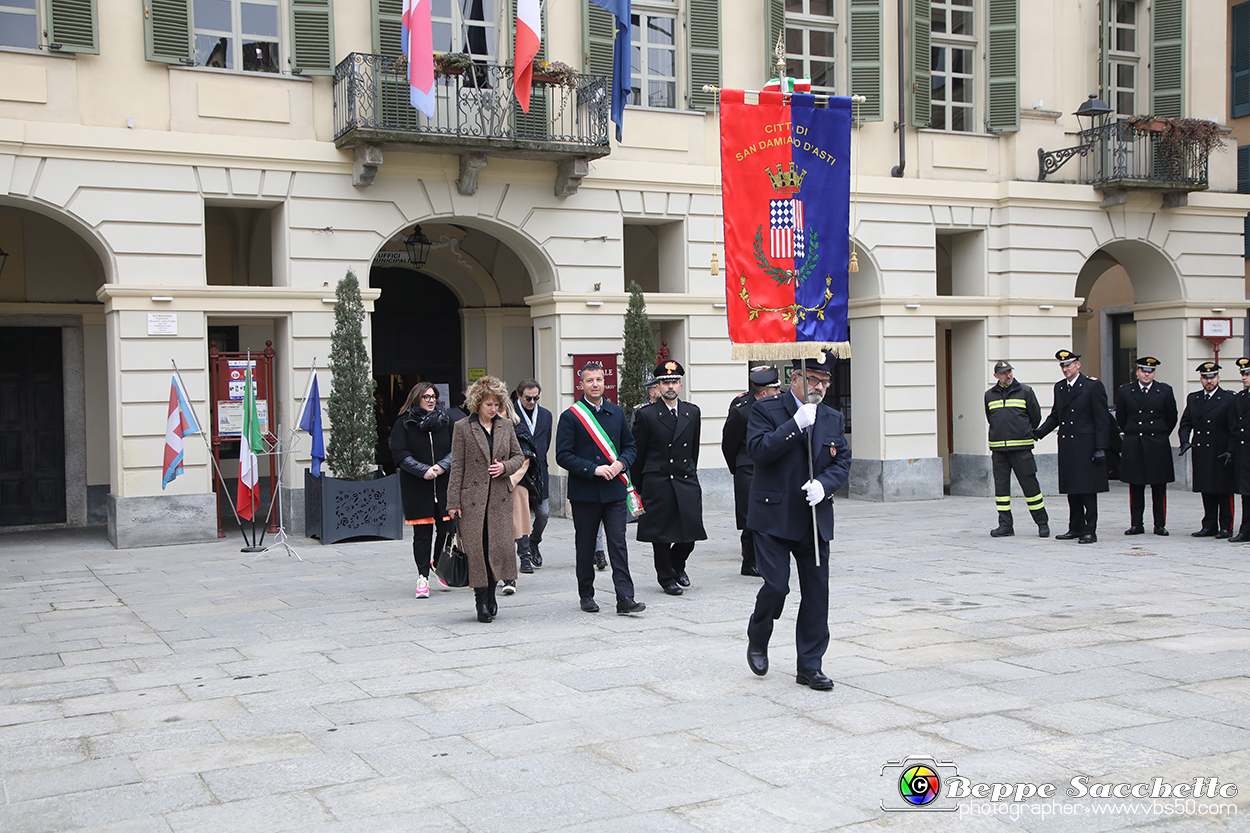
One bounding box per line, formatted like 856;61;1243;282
732;342;851;361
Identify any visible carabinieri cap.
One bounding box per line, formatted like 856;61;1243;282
652;360;685;382
1237;357;1250;375
1055;350;1080;366
748;365;780;386
1196;362;1220;377
1136;356;1161;370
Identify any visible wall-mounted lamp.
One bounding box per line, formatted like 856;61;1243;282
1038;304;1054;310
403;225;432;269
151;296;173;302
585;301;603;307
904;303;921;310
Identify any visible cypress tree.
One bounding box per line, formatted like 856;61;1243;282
325;269;377;481
620;281;653;421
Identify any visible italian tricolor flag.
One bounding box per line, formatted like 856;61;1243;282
237;366;263;520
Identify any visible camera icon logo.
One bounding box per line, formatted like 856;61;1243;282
881;756;959;812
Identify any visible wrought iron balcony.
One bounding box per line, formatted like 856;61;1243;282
1038;119;1214;207
333;53;611;195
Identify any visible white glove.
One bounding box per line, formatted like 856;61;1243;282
794;402;817;430
802;479;825;506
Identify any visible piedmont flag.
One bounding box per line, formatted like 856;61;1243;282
298;373;325;478
402;0;435;118
720;89;852;360
161;375;201;490
589;0;629;141
514;0;541;112
237;366;263;521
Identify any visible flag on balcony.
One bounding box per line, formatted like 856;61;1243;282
297;372;325;478
237;365;263;520
720;89;852;360
590;0;629;141
763;76;812;94
514;0;541;112
402;0;435;118
161;374;201;490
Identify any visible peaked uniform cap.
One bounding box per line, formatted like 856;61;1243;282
1136;356;1161;369
1196;362;1220;376
652;360;685;381
1056;350;1080;365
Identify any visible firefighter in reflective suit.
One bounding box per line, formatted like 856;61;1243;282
984;360;1049;538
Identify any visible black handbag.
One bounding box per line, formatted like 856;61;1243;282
436;528;470;587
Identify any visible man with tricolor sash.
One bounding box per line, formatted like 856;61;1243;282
555;361;646;615
984;361;1049;539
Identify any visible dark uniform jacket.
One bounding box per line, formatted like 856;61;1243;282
631;399;707;544
1115;381;1178;485
1037;374;1111;494
555;397;637;504
1226;388;1250;496
746;392;851;541
721;391;755;530
1179;387;1235;494
985;378;1041;450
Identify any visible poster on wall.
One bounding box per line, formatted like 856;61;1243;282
572;353;619;404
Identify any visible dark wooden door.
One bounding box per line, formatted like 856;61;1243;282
0;328;66;525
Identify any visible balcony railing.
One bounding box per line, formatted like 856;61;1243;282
333;53;610;159
1078;121;1210;191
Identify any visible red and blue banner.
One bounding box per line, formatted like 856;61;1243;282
720;89;852;360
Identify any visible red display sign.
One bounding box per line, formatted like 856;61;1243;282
572;353;619;404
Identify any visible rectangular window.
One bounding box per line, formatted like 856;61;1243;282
431;0;498;60
0;0;37;50
630;1;677;109
1109;0;1138;116
785;0;836;93
930;0;974;131
194;0;281;72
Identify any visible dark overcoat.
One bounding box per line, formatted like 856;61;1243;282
746;393;851;541
555;398;637;504
446;416;525;588
514;400;553;500
1227;388;1250;495
721;391;754;530
1179;387;1235;494
631;398;707;543
1115;381;1178;485
1036;374;1111;494
389;407;452;520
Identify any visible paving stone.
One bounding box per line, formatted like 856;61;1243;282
132;732;325;778
2;755;142;801
1106;718;1250;758
201;751;379;801
921;713;1062;750
65;775;217;827
443;782;634;833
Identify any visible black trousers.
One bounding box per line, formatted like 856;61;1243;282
1240;496;1250;534
748;530;830;674
653;542;695;585
992;450;1048;525
412;517;453;578
1066;493;1098;535
1129;483;1167;528
1200;493;1234;532
571;499;635;602
740;529;757;570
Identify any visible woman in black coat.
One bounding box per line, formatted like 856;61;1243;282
390;382;453;598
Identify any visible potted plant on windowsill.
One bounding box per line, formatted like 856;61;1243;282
305;269;402;544
530;59;578;87
1124;116;1225;157
434;52;474;77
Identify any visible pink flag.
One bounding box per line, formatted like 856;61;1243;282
402;0;435;118
514;0;541;112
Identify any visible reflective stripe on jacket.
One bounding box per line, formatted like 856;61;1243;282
985;379;1041;450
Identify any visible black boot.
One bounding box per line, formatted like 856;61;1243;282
990;512;1014;537
474;587;493;623
518;535;533;574
487;581;498;618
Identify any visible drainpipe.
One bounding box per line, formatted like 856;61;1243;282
891;0;906;177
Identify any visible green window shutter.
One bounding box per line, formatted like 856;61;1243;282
46;0;97;54
1098;0;1110;104
985;0;1018;132
144;0;193;64
1151;0;1184;117
763;0;784;83
1241;146;1250;257
584;2;615;77
848;0;882;121
908;0;930;128
290;0;334;75
686;0;719;111
373;0;402;57
1233;2;1250;118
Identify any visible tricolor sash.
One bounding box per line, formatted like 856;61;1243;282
570;401;644;516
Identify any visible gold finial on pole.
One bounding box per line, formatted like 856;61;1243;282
774;31;785;80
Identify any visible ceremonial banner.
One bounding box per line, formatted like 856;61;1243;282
720;90;852;360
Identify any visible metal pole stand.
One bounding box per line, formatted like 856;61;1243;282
249;424;302;562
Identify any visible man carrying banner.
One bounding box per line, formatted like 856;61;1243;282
745;352;851;690
555;361;645;615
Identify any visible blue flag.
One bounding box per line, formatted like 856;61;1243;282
298;374;325;477
590;0;629;141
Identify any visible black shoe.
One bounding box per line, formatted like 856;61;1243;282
677;571;690;587
990;524;1014;537
594;550;607;571
519;555;533;574
1055;531;1078;540
1038;523;1050;538
1231;530;1250;543
487;584;499;617
741;563;760;577
661;582;683;596
1192;528;1217;538
475;588;493;623
580;597;600;613
795;669;834;690
1217;530;1232;539
1078;533;1097;544
616;597;646;615
1124;526;1145;535
530;545;542;567
747;642;768;676
1154;527;1169;536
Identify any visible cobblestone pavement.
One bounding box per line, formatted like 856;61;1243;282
3;485;1250;832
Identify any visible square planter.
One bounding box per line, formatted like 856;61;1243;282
305;469;403;544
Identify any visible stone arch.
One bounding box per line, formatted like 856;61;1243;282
1075;239;1183;306
0;196;114;293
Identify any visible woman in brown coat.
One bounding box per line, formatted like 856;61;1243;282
447;376;525;622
